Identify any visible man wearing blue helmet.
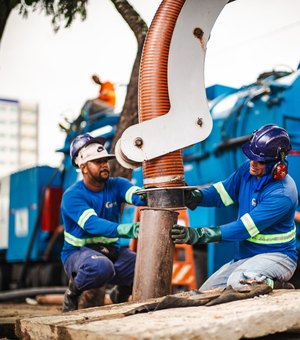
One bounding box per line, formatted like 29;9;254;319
171;124;298;291
61;133;146;312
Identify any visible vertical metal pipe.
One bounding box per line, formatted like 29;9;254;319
132;209;179;301
132;0;186;301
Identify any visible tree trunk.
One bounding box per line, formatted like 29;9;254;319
0;0;20;42
0;0;149;180
109;0;148;179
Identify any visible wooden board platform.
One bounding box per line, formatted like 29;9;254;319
16;290;300;340
0;303;61;339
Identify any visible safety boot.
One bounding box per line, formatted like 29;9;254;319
109;285;132;304
62;277;81;312
274;280;295;290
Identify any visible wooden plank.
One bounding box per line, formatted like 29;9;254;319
0;303;61;339
17;290;300;339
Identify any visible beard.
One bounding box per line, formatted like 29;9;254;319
99;169;110;180
89;169;110;185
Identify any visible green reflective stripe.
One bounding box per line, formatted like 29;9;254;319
64;231;118;247
247;227;296;245
241;213;259;237
213;182;234;206
125;186;140;204
266;278;274;289
78;209;97;229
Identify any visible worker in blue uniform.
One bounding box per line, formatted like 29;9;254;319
171;124;298;290
61;133;146;312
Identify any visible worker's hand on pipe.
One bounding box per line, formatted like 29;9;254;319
133;189;147;205
171;225;222;245
184;189;202;210
139;191;148;205
171;225;202;244
117;222;140;239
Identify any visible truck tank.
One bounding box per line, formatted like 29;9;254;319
0;66;299;291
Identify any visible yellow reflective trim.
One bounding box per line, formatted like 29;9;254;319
64;231;118;247
125;186;140;204
241;213;260;237
266;278;274;289
213;182;234;206
247;227;296;245
78;209;97;229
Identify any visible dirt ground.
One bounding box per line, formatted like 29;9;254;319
0;302;62;339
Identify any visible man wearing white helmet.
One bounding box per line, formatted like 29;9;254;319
61;133;146;312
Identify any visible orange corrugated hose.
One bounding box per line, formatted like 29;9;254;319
139;0;186;188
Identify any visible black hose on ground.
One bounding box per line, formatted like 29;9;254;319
0;287;66;302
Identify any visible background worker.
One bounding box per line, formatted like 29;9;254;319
72;74;116;131
61;133;146;312
171;124;298;290
92;74;116;108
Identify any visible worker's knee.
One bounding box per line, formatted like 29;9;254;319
96;257;115;280
76;256;116;290
227;270;273;289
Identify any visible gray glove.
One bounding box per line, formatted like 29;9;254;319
184;189;202;210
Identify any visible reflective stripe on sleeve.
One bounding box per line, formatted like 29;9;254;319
213;182;234;206
78;209;97;229
125;186;140;204
241;213;259;237
247;227;296;244
64;231;118;247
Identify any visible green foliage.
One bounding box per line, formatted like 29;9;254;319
19;0;88;32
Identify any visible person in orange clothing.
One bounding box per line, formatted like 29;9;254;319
72;75;116;131
92;74;116;108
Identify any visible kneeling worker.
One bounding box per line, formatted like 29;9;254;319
171;124;298;290
61;134;146;312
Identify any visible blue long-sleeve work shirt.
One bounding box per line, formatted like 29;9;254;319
199;161;298;263
60;177;145;263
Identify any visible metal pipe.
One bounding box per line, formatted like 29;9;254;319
131;0;187;301
131;0;188;301
132;208;178;301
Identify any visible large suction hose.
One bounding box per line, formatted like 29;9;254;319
132;0;229;300
132;0;186;301
139;0;186;189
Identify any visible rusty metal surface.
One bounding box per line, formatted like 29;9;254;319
133;209;179;301
147;188;185;209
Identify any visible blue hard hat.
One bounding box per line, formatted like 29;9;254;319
242;124;291;162
70;133;106;167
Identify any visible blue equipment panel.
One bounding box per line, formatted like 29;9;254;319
7;166;62;262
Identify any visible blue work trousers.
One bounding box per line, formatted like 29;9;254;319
63;246;136;292
200;252;297;290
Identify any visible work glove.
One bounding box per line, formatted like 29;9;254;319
117;222;139;239
184;189;202;210
139;191;148;205
171;224;221;245
133;188;147;205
